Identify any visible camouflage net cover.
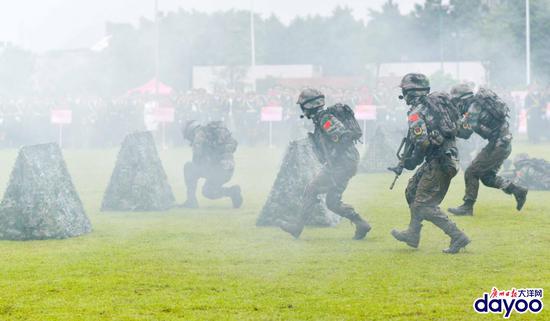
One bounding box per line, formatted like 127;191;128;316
257;137;341;227
101;131;175;211
0;143;92;240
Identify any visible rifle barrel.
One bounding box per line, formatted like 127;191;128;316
389;174;399;190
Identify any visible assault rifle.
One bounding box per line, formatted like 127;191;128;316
388;133;415;190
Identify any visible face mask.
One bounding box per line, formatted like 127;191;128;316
399;89;417;105
405;94;417;106
300;105;315;119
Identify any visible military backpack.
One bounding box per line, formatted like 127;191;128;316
325;103;363;143
421;91;460;138
203;121;237;154
475;87;510;124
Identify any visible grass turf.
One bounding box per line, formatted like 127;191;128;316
0;140;548;320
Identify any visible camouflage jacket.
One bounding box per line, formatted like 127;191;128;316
310;108;359;167
457;98;511;144
405;98;457;169
192;121;237;168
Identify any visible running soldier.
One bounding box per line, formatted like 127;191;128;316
182;120;243;209
390;73;470;254
448;84;528;216
279;88;371;240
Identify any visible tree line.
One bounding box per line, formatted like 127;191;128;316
1;0;550;96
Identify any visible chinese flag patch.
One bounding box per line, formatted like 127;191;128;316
408;113;419;122
323;120;332;130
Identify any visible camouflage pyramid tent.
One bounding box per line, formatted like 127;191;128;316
0;143;91;240
257;137;340;227
101;131;175;211
360;127;399;173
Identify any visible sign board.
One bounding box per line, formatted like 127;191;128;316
355;105;377;120
153;107;175;123
50;110;72;124
261;106;283;122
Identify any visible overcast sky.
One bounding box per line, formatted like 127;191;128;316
0;0;421;52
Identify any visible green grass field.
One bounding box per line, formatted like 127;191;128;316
0;140;549;320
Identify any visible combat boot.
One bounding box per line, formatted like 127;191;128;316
448;200;474;216
443;232;471;254
438;222;470;254
505;183;528;211
278;220;304;239
391;219;422;248
349;213;371;240
228;185;243;208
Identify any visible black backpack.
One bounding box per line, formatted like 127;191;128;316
325;103;363;143
422;91;460;138
475;87;509;123
203;121;237;154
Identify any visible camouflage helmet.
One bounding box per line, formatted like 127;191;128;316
296;88;325;110
399;73;430;91
182;120;200;141
450;83;474;100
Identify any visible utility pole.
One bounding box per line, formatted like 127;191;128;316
155;0;160;96
525;0;531;86
438;3;444;72
250;0;256;91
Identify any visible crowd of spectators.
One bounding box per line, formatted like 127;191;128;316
0;84;547;149
0;86;403;148
524;83;550;143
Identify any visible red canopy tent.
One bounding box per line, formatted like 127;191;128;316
126;78;173;96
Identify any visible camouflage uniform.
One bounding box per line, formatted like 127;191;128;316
182;121;242;208
279;89;371;240
449;85;527;216
507;154;550;190
391;73;470;254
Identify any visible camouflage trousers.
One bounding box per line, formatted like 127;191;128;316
463;140;512;202
405;156;463;238
302;157;359;222
184;161;234;200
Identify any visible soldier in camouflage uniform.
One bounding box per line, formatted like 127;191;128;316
182;120;243;209
390;74;470;254
504;153;550;191
279;88;371;240
448;84;528;216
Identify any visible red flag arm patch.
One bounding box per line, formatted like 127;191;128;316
323;120;332;130
408;113;419;122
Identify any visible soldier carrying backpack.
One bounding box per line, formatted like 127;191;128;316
390;73;470;254
448;84;528;216
181;120;242;209
278;88;371;240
